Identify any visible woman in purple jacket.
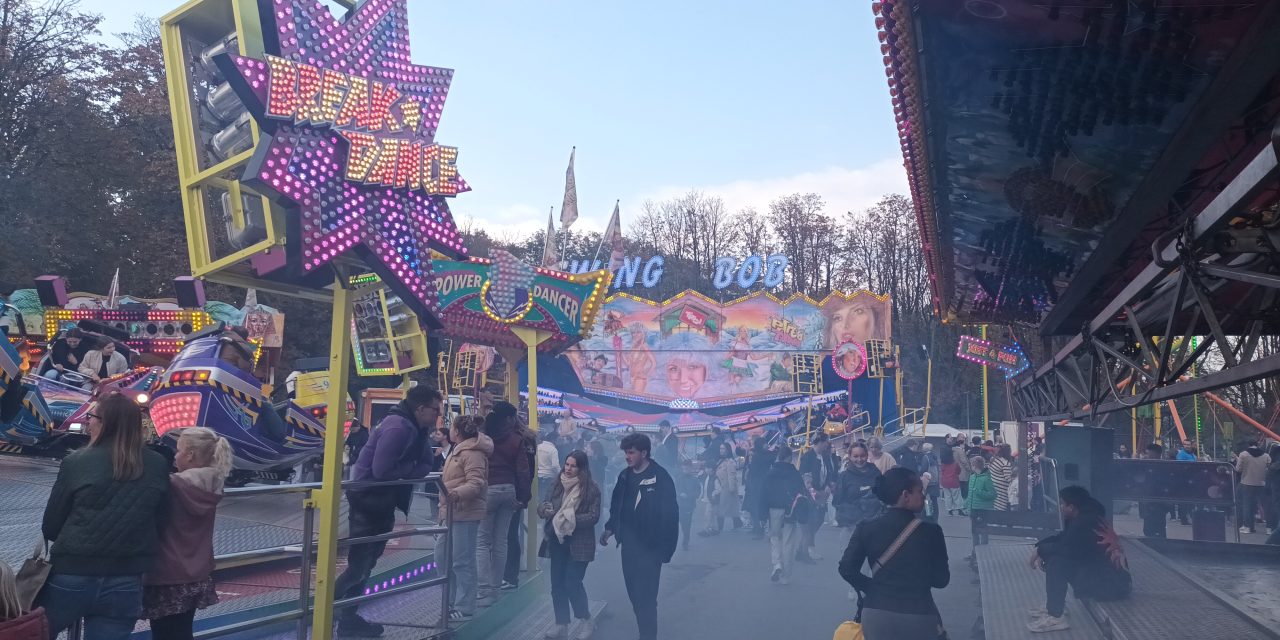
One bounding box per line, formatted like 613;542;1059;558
143;427;233;640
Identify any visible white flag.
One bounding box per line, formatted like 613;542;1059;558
602;201;625;272
541;208;559;268
106;268;121;309
560;147;579;229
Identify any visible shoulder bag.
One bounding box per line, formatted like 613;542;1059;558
16;539;51;611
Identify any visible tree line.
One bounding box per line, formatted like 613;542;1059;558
1;0;1014;427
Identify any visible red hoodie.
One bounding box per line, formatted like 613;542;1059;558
146;467;224;585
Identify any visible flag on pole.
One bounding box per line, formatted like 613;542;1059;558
560;147;579;229
541;207;559;268
603;200;625;271
106;268;121;309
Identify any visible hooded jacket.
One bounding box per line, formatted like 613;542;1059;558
488;425;533;504
834;463;882;528
350;402;434;514
146;466;224;585
442;434;494;522
1036;496;1131;601
1237;447;1271;487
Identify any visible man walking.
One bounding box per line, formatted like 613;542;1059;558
335;386;442;637
601;434;679;640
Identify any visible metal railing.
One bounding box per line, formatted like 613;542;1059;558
185;474;453;639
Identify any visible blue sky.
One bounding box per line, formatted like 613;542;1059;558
94;0;906;237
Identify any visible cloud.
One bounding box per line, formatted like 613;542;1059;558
637;158;909;220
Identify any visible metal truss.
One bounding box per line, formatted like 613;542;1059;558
1016;122;1280;423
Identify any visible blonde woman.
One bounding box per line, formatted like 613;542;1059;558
0;560;49;639
442;415;493;622
38;392;170;639
143;427;234;639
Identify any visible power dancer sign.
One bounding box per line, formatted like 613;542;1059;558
217;0;468;324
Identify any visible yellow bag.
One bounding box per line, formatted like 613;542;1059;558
833;621;864;640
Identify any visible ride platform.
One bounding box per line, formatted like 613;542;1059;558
0;456;440;639
976;538;1278;640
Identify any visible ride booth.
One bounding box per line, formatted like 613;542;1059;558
528;289;914;458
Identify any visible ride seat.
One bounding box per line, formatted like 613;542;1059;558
0;372;27;423
257;401;290;444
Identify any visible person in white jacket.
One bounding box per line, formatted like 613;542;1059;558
78;341;129;387
538;431;562;505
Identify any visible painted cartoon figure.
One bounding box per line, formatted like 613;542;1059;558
624;324;656;393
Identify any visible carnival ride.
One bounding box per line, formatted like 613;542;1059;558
1;302;165;456
874;0;1280;635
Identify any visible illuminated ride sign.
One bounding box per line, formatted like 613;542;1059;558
217;0;468;325
568;254;789;290
955;334;1030;379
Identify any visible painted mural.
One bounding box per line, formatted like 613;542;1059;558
564;290;891;408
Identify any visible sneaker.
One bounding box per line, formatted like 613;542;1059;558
448;610;473;623
338;615;385;638
770;566;782;582
809;547;824;561
574;618;595;640
1240;526;1254;534
545;624;568;638
500;581;518;591
1027;606;1066;618
1027;615;1070;633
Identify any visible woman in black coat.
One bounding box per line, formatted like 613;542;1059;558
839;467;949;640
742;435;776;538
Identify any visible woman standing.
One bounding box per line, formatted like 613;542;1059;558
537;451;601;639
702;442;741;535
442;416;493;622
989;444;1014;511
939;446;964;516
144;427;233;639
38;392;170;639
838;467;950;639
867;438;896;475
479;403;529;602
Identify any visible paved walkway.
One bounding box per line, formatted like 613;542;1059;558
569;506;991;640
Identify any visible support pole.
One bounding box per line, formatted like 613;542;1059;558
512;327;550;572
894;346;904;426
1154;400;1162;441
1131;384;1138;457
311;276;354;640
877;377;885;433
922;355;933;427
981;325;990;441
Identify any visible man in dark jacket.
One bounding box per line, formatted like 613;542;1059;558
1028;485;1131;633
601;433;679;640
763;446;806;584
335;386;442;637
797;436;838;562
654;420;679;469
43;328;90;381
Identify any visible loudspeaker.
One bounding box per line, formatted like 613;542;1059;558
35;275;68;307
1045;426;1114;517
173;276;206;309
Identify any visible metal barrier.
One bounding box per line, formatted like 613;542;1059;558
193;474;453;639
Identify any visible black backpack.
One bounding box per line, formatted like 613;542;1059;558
785;491;813;525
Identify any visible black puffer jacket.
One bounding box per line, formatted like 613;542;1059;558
834;463;882;527
763;461;805;510
42;446;170;575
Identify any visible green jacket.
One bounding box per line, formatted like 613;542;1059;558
42;446;170;575
966;469;996;511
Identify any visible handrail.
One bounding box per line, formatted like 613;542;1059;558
191;473;454;639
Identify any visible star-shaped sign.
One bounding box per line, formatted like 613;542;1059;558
217;0;469;326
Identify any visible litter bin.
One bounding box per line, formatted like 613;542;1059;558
1192;509;1226;542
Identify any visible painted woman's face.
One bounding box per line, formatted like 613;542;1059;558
829;302;875;347
665;358;707;398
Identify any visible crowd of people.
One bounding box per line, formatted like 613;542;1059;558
0;391;233;640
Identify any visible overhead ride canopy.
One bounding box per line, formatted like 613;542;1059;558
881;0;1280;331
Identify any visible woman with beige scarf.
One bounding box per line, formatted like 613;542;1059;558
537;450;601;639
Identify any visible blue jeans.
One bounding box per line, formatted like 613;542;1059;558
478;483;518;591
38;573;143;640
451;520;480;615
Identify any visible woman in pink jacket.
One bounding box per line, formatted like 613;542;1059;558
142;427;233;640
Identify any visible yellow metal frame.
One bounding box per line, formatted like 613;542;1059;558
310;278;353;638
161;0;287;288
349;276;430;376
512;327;551;572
